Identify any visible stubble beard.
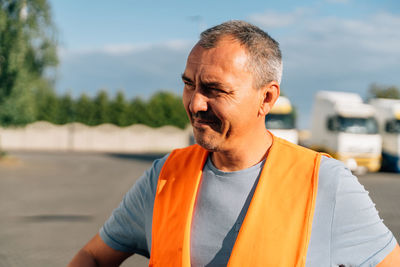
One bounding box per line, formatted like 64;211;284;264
190;110;223;151
193;127;221;152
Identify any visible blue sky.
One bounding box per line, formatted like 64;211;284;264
49;0;400;128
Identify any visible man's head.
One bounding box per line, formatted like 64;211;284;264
182;20;281;152
199;20;282;88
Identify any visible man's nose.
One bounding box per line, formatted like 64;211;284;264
189;90;208;114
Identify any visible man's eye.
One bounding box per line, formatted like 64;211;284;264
210;87;225;93
184;82;194;88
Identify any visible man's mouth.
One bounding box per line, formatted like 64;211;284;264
192;118;212;126
191;112;221;131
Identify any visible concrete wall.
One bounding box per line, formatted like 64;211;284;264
0;121;193;153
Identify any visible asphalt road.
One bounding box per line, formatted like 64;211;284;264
0;151;399;267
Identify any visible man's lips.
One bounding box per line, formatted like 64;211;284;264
190;111;221;130
191;117;220;128
192;118;215;126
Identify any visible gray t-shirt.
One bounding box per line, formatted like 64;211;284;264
100;155;397;266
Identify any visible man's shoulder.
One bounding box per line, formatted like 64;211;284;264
134;153;170;198
318;156;354;196
310;156;397;266
318;155;367;191
152;154;170;173
315;156;364;212
143;146;208;194
319;156;349;177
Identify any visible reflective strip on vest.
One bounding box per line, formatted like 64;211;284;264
150;135;323;267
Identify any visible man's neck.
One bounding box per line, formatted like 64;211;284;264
210;130;273;172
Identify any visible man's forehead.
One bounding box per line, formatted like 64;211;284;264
185;41;249;72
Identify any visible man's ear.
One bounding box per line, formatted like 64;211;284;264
259;81;280;116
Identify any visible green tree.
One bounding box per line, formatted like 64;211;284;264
56;93;75;124
368;83;400;99
34;86;58;123
109;91;128;126
126;97;150;125
0;0;58;126
146;91;188;129
92;90;110;125
75;93;95;125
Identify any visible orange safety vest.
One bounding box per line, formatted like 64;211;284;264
150;136;324;267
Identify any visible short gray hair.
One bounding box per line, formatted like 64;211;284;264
199;20;283;88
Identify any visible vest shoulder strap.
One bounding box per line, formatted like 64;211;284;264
228;136;322;267
150;144;208;267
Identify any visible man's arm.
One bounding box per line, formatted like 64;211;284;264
68;233;133;267
68;155;166;266
378;244;400;267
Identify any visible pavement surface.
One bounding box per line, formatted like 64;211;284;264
0;151;399;267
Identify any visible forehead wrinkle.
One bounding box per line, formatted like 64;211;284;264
190;63;247;92
193;59;236;87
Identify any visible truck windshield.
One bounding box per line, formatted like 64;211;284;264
385;119;400;133
337;116;378;134
265;113;295;130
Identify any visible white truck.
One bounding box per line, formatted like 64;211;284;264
309;91;381;173
370;98;400;172
266;96;298;144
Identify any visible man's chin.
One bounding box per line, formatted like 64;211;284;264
193;133;220;152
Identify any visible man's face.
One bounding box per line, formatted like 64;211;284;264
182;37;264;152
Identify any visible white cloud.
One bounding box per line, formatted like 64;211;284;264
164;39;194;51
56;39;195;99
292;12;400;60
59;39;195;57
249;8;311;28
102;44;147;54
249;11;400;127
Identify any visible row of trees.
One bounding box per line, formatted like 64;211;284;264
0;1;189;129
33;89;189;129
18;83;400;130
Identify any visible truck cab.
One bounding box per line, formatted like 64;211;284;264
310;91;381;173
370;98;400;172
266;96;298;144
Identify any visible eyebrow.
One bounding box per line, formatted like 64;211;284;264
201;81;225;89
181;74;192;83
181;73;230;91
182;74;226;87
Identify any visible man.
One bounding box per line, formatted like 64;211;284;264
69;20;400;266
